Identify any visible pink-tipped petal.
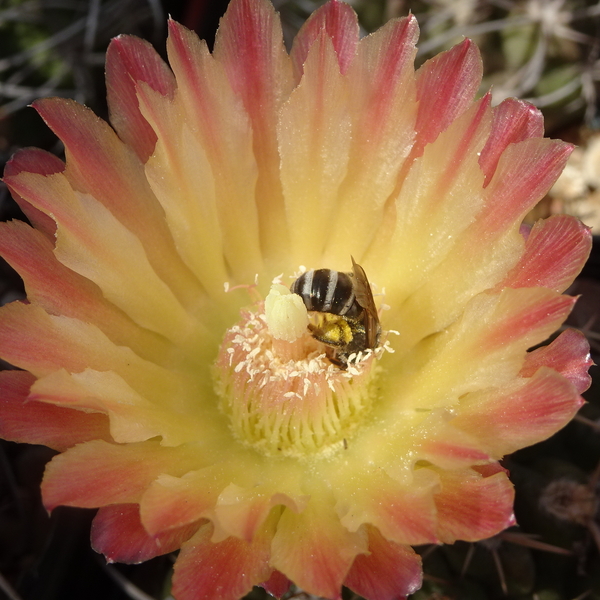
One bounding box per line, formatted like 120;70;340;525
479;138;573;237
323;16;419;261
0;221;168;362
32;98;199;304
30;368;206;447
166;20;263;279
261;570;291;599
434;467;515;543
336;467;439;546
140;466;229;535
3;148;60;237
42;440;198;511
521;329;592;394
271;501;366;599
290;0;359;79
32;98;157;224
0;303;180;398
5;170;196;341
344;526;422;600
4;145;64;176
386;288;577;419
91;504;200;564
501;215;592;292
413;39;482;154
0;303;109;376
106;34;176;161
382;138;576;351
278;31;351;265
214;482;304;543
135;80;230;291
479;98;544;185
172;520;274;600
213;0;293;257
213;0;292;111
0;370;110;451
451;367;583;457
416;426;491;470
483;289;576;352
377;95;491;299
141;463;307;539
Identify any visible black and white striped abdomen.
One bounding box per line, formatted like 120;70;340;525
290;269;361;318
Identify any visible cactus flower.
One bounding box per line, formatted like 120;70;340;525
0;1;593;599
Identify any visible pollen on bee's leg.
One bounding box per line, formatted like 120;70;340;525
213;284;380;458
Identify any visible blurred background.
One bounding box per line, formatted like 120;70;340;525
0;1;599;599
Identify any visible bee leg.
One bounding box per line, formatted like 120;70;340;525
326;347;347;370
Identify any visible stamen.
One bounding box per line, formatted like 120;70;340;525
213;291;380;459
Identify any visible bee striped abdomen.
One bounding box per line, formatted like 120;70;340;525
290;260;381;368
291;269;358;317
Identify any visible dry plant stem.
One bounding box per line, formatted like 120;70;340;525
574;413;600;433
460;542;476;577
0;571;23;600
99;561;156;600
497;531;573;555
491;546;508;596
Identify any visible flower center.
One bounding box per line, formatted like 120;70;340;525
213;284;381;458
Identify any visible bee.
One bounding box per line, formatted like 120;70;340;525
290;257;381;368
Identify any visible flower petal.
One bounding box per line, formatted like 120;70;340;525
479;98;544;185
324;15;419;262
413;39;482;154
166;20;264;280
172;519;274;600
434;466;515;543
415;422;491;470
387;287;575;420
106;34;176;161
271;499;366;599
42;439;199;510
479;138;574;238
0;303;115;376
344;526;422;600
501;215;592;292
30;369;212;446
3;148;61;237
373;94;491;298
213;0;293;258
140;466;233;535
261;570;291;599
214;482;305;543
290;0;359;79
0;370;110;451
387;138;573;349
450;367;583;457
0;221;169;362
91;503;200;564
32;97;200;305
521;328;592;393
278;31;351;266
140;458;308;537
5;170;200;341
136;82;233;293
0;303;184;402
333;466;439;545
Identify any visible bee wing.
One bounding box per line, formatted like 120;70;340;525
350;256;381;348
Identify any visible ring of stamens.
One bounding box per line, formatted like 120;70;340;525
213;302;381;459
